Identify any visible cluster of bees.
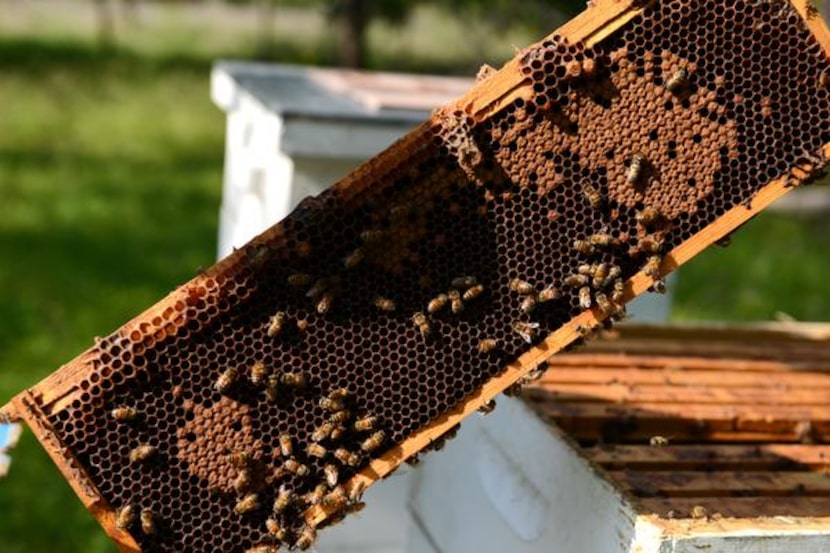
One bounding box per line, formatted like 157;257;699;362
214;362;384;551
412;275;485;340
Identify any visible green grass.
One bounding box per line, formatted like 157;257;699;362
0;5;828;552
672;211;830;322
0;38;223;553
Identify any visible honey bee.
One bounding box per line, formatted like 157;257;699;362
427;294;449;314
287;273;313;288
312;421;336;442
520;294;538;314
329;425;348;441
564;274;589;288
227;451;251;468
316;290;336;314
129;444;157;464
572;239;595;255
604;265;622;287
361;430;386;453
334;448;361;466
579;286;593;310
578;264;594;275
665;67;688;93
306;277;332;300
320;396;346;413
296;525;317;550
284;458;310;476
273;485;294;514
324;464;339;488
281;371;307;389
611;279;625;304
307;443;327;458
589;233;621;248
265;375;280;403
579;179;603;210
595;292;613;314
538;286;560;302
306;483;328;506
592;263;609;289
233;468;252;495
821;68;830;89
265;517;288;541
576;324;596;339
448;289;463;314
328;388;350;400
478;338;499;353
329;410;351;424
115;504;136;531
626;154;644;184
406;454;421;467
140;509;156;535
249;361;269;386
360;229;386;243
651;280;667;294
649;435;670;447
511;321;540;344
343;248;364;269
509;278;535;295
354;415;378;432
690;505;708;520
478;399;496;415
611;307;627;322
234;493;260;515
635;206;663;228
322;485;348;510
412;312;432;339
111;406;137;422
644;255;662;278
462;284;485;301
266;311;287;338
638;235;663;254
348;481;367;503
715;235;731;248
374;296;396;312
345;501;367;515
215;367;239;394
278;434;293;457
451;276;478;288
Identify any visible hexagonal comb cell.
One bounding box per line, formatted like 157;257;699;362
3;0;828;551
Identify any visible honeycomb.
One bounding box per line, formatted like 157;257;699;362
9;0;830;551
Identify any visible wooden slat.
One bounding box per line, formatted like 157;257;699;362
614;470;830;497
529;398;830;443
586;444;830;470
534;367;830;387
637;496;830;519
547;353;830;372
535;383;830;406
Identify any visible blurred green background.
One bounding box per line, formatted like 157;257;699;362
0;1;827;551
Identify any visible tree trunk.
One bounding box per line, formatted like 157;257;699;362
335;0;367;68
93;0;115;47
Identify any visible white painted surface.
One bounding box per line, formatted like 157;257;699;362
410;399;640;553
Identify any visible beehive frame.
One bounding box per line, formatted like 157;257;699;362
3;0;829;550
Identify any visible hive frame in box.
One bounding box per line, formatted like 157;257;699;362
2;0;829;550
